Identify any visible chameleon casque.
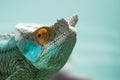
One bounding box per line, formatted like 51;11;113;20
0;15;78;80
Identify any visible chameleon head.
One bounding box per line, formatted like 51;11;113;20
15;15;78;73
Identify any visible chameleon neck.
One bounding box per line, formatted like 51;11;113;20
35;38;76;79
0;34;17;53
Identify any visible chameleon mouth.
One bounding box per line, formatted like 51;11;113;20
46;28;76;47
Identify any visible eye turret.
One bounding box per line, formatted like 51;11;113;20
35;27;54;45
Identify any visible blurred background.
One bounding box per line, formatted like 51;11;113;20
0;0;120;80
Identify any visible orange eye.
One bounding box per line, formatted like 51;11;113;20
35;27;54;45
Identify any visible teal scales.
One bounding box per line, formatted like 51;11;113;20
0;15;78;80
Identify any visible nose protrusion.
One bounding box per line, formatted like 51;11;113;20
52;14;78;36
69;14;78;27
52;18;69;33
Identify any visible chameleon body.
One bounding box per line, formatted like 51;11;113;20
0;15;78;80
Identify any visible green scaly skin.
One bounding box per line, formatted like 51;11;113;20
0;36;38;80
0;15;78;80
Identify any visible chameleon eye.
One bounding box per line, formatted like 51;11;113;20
35;27;54;45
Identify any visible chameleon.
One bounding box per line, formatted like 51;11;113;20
0;15;78;80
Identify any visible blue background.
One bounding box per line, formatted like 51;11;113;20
0;0;120;80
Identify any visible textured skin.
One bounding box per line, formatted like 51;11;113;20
0;35;38;80
0;15;78;80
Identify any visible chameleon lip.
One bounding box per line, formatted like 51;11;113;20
37;26;76;60
43;24;77;48
44;26;76;48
